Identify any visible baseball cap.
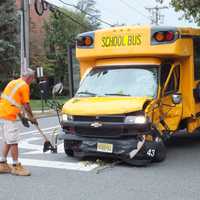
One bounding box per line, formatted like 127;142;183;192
21;68;35;77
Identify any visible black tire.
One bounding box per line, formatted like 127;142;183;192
64;140;74;157
154;140;167;162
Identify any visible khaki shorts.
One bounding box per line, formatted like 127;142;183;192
0;120;20;144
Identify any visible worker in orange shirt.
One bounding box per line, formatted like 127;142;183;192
0;68;38;176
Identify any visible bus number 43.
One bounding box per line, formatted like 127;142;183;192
147;149;156;157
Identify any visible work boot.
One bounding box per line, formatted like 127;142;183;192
0;162;11;173
11;163;31;176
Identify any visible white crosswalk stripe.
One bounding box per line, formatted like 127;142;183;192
21;125;60;136
0;126;100;171
7;157;98;172
0;125;60;139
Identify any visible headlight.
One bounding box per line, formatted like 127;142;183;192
62;114;73;122
124;116;146;124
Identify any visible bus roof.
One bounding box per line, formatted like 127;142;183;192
94;25;200;34
76;25;200;60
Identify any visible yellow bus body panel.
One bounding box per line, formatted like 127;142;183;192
71;25;200;134
77;26;192;61
62;97;150;116
95;58;161;67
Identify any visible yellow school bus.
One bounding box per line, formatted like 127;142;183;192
59;25;200;165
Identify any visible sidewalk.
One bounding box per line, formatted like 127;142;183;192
33;109;58;118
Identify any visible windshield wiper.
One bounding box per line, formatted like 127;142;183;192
104;93;131;96
76;91;97;97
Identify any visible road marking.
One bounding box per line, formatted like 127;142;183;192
0;126;60;139
20;137;64;155
2;126;100;172
19;137;43;151
21;125;60;136
7;158;99;172
0;126;59;143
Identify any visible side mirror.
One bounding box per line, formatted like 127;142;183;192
52;82;63;98
39;80;49;101
171;93;182;104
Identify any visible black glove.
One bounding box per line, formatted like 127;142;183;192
20;117;30;128
29;117;38;126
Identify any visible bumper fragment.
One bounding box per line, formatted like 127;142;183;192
59;131;164;164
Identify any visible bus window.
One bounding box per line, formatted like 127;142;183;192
193;37;200;80
76;66;158;98
164;65;180;95
174;65;180;91
160;63;172;88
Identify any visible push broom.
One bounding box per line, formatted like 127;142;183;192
20;116;57;153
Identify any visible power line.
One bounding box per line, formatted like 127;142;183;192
57;0;114;27
145;6;168;25
35;0;109;28
97;3;129;25
118;0;150;22
40;1;89;29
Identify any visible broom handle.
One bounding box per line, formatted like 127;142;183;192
34;124;49;141
23;109;50;142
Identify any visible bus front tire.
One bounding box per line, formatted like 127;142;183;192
64;140;74;157
153;141;167;162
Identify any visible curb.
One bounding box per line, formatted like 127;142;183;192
33;110;58;119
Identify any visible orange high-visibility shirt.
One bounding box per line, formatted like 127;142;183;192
0;78;30;121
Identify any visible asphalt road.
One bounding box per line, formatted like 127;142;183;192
1;116;200;200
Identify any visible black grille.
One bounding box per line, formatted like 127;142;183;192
69;114;145;138
73;115;124;123
75;126;123;138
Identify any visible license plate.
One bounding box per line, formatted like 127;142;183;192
97;143;113;153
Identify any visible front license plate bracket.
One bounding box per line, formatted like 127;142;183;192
97;143;113;153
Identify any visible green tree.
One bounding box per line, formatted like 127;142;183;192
157;0;200;25
44;1;100;85
76;0;101;29
0;0;19;79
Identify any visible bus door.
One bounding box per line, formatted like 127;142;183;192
159;63;183;131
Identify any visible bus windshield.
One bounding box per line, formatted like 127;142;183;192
76;66;158;98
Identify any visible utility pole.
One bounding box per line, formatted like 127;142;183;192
20;0;30;75
145;6;168;25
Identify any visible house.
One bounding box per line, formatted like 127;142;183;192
16;0;50;65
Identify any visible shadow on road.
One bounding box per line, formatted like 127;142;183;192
166;131;200;148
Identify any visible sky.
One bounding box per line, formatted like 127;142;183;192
46;0;197;28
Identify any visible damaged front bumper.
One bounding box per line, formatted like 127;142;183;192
59;130;164;165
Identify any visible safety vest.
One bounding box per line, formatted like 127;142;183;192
0;78;30;121
1;79;26;109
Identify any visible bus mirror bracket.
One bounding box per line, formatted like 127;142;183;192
171;93;182;104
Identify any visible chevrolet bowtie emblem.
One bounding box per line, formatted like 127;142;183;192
90;122;102;128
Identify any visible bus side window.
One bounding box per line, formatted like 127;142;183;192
160;63;172;88
174;65;180;91
165;65;180;95
193;37;200;80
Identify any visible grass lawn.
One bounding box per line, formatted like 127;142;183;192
30;97;68;111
